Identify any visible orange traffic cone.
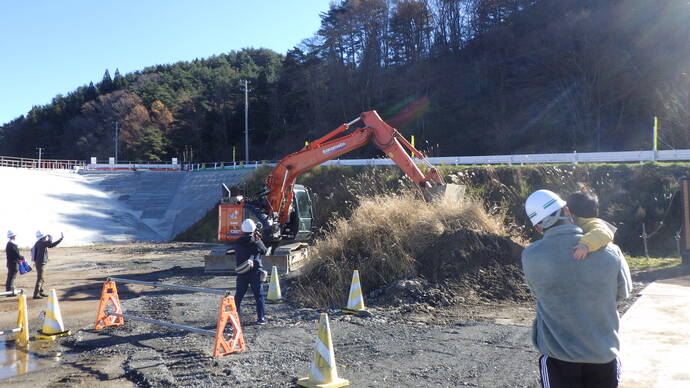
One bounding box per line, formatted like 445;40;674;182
343;270;366;314
95;280;124;330
35;289;71;340
213;296;245;357
297;313;350;388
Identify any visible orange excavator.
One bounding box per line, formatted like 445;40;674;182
204;110;463;274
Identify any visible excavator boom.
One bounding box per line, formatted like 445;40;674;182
265;110;452;223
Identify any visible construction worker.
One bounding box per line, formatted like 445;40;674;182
31;231;63;299
5;230;23;293
234;219;268;325
522;189;632;388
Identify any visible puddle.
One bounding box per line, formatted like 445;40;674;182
0;339;67;380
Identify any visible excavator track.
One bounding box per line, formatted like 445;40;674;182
204;242;309;274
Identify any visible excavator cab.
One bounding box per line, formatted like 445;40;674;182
284;184;314;242
217;183;313;243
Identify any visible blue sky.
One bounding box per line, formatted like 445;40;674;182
0;1;331;125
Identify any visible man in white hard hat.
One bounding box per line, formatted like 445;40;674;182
234;219;268;325
5;230;24;293
522;189;632;388
31;230;64;299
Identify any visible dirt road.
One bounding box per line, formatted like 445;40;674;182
1;243;542;387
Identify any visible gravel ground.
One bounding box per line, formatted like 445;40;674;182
2;243;676;387
53;265;541;387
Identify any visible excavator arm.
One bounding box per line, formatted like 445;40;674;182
265;110;446;224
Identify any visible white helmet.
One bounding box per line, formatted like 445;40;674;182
36;230;46;239
241;219;256;233
525;189;567;227
7;230;16;238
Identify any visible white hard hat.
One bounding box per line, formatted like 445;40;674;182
241;219;256;233
7;230;16;238
525;189;567;227
36;230;45;239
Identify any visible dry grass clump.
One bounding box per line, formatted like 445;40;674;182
292;188;510;308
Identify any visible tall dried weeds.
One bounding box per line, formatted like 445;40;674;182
292;187;510;308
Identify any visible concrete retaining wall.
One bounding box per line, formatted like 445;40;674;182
0;167;252;247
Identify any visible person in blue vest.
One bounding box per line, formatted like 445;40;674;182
522;189;632;388
234;219;268;325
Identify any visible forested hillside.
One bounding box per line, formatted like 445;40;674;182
1;0;688;162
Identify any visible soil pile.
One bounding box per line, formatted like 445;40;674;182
292;189;527;308
418;228;528;299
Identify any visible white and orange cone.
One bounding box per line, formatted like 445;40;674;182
297;313;350;388
266;265;284;303
343;270;366;314
36;289;71;340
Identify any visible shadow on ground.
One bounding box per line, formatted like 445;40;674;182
61;265;235;303
632;264;690;282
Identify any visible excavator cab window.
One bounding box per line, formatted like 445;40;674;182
293;186;313;239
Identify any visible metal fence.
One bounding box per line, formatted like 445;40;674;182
88;150;690;172
185;150;690;170
10;149;690;173
86;163;182;171
0;155;85;170
323;150;690;167
84;161;268;172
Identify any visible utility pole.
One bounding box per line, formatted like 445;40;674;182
36;147;43;168
113;121;120;163
241;79;250;164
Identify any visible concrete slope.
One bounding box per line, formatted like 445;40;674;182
0;167;252;247
0;167;162;248
83;169;252;241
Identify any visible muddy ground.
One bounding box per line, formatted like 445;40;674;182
0;243;651;387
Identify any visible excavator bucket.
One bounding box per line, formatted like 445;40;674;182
423;183;466;204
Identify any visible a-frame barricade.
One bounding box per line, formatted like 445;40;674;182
213;296;245;357
95;280;124;330
95;278;245;358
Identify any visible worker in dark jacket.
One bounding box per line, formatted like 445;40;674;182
234;219;268;325
32;231;63;299
5;230;23;293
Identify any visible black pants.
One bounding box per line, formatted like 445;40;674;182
539;355;620;388
6;262;18;291
234;271;265;321
34;262;45;296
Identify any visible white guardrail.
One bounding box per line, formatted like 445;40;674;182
81;149;690;172
322;150;690;166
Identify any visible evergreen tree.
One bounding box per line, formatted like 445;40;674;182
85;82;98;101
99;69;114;94
131;126;168;161
113;68;127;90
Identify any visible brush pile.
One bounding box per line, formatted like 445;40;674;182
292;188;529;308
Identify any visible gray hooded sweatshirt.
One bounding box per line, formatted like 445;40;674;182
521;224;632;363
